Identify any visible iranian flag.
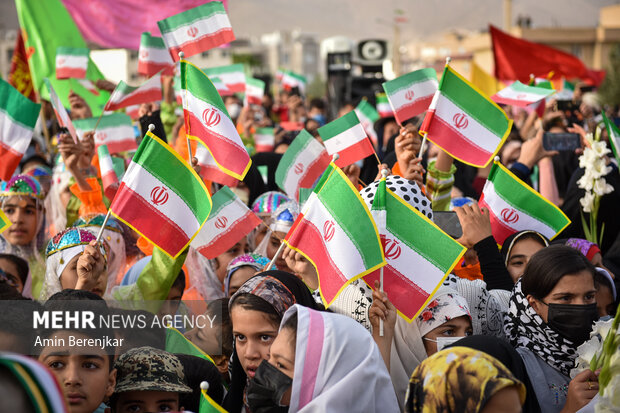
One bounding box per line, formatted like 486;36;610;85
138;32;175;77
191;186;261;259
363;178;466;321
318;111;374;168
211;76;232;97
44;78;79;143
245;77;265;106
376;93;392;118
55;47;89;79
110;130;212;258
254;127;274;152
73;113;137;154
281;70;306;93
603;112;620;163
355;99;380;146
194;142;239;187
0;78;40;180
284;163;385;306
492;81;554;107
420;64;512;167
478;160;570;245
276;129;331;200
203;64;246;94
105;73;162;111
97;144;119;200
382;68;438;124
76;79;100;96
157;1;235;62
125;104;140;120
181;59;251;180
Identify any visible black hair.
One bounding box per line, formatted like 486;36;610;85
309;98;325;111
176;354;225;411
172;270;186;292
208;298;233;358
20;154;51;170
229;293;281;326
521;245;596;300
0;288;41;354
0;253;30;286
281;311;298;347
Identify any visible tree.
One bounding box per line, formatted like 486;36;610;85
599;44;620;108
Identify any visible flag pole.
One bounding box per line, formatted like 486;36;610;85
379;167;389;337
418;56;450;159
267;242;285;270
95;209;112;244
179;52;193;165
92;110;105;135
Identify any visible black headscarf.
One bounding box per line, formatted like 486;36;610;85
447;335;541;413
251;152;283;192
241;163;268;207
223;271;323;413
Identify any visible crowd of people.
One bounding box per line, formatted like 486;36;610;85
0;71;619;413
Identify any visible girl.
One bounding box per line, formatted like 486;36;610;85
224;253;271;297
247;304;399;412
501;230;549;283
504;245;600;412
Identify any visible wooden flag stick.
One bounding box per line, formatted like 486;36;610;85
95;209;112;244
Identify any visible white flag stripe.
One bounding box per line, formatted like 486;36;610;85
0;110;35;151
482;180;556;239
246;83;263;96
140;47;174;64
496;88;548;103
303;193;367;279
323;123;367;154
281;140;322;198
109;73;162;103
387;78;438;109
99;154;115;175
123;162;198;237
191;199;247;247
75;125;133;142
434;93;500;154
214;71;245;86
161;13;232;48
56;54;88;69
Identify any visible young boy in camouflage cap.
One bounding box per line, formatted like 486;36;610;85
109;346;192;413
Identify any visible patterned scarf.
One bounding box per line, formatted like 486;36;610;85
503;280;577;376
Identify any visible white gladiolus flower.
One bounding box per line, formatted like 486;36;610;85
571;335;602;378
580;148;598;169
592;319;613;340
578;171;596;191
592;140;611;158
590;158;612;179
580;191;596;213
596;367;620;412
593;178;614;196
585;133;595;146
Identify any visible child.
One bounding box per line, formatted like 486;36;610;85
109;346;192;413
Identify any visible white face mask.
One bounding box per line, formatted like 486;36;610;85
226;103;242;119
424;336;466;352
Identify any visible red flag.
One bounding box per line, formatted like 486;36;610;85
490;25;604;86
8;31;36;102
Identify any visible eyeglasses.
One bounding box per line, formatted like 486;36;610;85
0;269;19;289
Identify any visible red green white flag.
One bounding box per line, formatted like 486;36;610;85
105;73;162;111
138;32;175;77
284;163;385;307
191;186;261;259
44;78;78;143
194;141;238;187
382;68;438;124
603;112;620;163
210;76;232;97
478;160;571;245
55;47;89;79
355;99;380;146
203;64;246;94
253;127;274;152
491;81;554;107
245;77;265;106
276;129;331;200
318;111;374;168
0;78;41;180
181;59;251;180
73;113;137;154
76;79;100;96
363;178;466;321
97;144;119;200
110;130;212;258
376;93;392;118
157;1;235;62
280;70;306;93
420;64;512;167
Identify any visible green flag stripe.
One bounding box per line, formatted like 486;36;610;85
317;111;359;139
276;130;313;184
603;112;620;160
439;66;509;137
489;163;569;229
0;81;40;128
140;32;166;48
255;127;273;135
56;47;89;56
133;132;211;220
383;68;437;94
209;187;236;216
317;168;383;267
182;61;228;114
158;2;226;33
385;189;463;269
508;81;552;95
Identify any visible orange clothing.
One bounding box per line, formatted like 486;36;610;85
452;260;484;281
70;177;107;217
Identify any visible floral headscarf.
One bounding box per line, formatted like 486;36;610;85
229;275;296;318
224;253;270;296
405;346;526;413
416;290;471;337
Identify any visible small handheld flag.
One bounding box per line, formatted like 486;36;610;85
355;99;380;146
245;77;265;106
55;47;89;79
318;111;374;168
203;64;246;94
382;68;438;125
97;145;119;201
253;127;275;152
44;78;79;143
375;93;393;118
138;32;175;77
602;112;620;164
73;113;137;154
492;81;554;108
105;73;163;111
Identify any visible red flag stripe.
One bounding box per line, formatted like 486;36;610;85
0;143;23;181
394;95;433;125
333;139;375;168
168;29;235;61
478;196;516;245
106;89;163;111
196;212;261;259
56;67;87;79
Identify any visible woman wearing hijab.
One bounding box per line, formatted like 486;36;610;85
500;230;549;283
224;253;271;297
405;346;526;413
224;270;321;413
247;304;399;412
504;245;600;412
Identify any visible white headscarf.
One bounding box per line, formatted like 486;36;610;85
283;304;399;412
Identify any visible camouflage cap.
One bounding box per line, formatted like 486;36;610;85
113;346;192;394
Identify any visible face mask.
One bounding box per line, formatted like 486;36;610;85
424;336;466;352
312;114;326;126
543;302;598;346
246;360;292;413
226;103;241;119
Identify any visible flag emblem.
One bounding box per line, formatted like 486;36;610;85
187;27;199;38
405;90;415;100
215;217;228;229
383;237;402;260
294;163;304;175
453;113;468;129
501;207;519;224
202;108;221;127
150;186;169;206
323;220;335;242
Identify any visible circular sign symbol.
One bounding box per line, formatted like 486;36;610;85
94;132;106;142
294;163;304;175
384;238;402;260
187;27;199;38
140;50;148;59
500;207;519;224
453;113;469;130
202;108;221;127
150;186;169;206
215;217;228;229
405;90;415;101
323;220;335;242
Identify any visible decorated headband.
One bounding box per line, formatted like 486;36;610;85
45;227;97;258
23;165;53;178
251;191;291;214
73;213;124;234
0;175;44;199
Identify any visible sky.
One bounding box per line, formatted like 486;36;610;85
1;0;618;43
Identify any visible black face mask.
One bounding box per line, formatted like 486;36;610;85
247;360;292;413
543;302;599;346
